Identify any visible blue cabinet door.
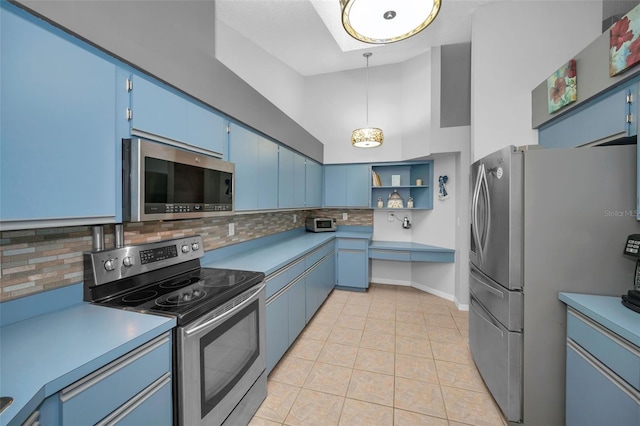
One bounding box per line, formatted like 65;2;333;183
539;84;631;149
130;74;188;143
305;160;323;208
324;164;370;207
337;249;368;289
288;278;306;343
566;343;640;426
229;124;259;211
186;102;227;158
280;147;306;209
293;153;306;207
258;137;279;210
347;164;371;206
278;146;295;208
1;4;116;226
324;165;348;206
266;293;289;374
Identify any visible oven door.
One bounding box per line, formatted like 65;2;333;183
176;283;266;426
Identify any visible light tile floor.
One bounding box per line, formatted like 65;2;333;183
250;284;507;426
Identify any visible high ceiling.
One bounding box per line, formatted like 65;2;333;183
215;0;497;76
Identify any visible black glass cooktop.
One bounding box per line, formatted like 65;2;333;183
96;267;264;325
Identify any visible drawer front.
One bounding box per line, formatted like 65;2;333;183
469;263;522;331
265;258;305;299
337;238;367;250
469;296;522;423
369;249;410;261
60;333;172;426
305;242;334;269
96;373;172;426
567;309;640;391
566;341;640;426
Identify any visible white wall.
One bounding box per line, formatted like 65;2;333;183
215;20;307;128
471;1;603;161
304;63;405;163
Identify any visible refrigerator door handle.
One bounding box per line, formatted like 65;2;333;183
479;163;491;261
472;164;484;264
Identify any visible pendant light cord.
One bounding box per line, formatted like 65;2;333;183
364;52;371;126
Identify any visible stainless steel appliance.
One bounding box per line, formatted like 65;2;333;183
469;145;638;425
84;235;266;426
305;217;337;232
122;138;235;222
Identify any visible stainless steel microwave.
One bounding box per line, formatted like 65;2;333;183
122;138;234;222
306;217;336;232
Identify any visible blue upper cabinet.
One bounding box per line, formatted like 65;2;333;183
539;83;633;149
324;164;370;207
128;73;227;158
258;137;279;210
228;124;278;211
229;124;259;211
0;3;117;229
278;146;306;209
186;102;227;159
305;160;323;208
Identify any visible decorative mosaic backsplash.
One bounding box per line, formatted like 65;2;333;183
0;209;372;301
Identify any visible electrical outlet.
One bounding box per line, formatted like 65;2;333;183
342;213;348;220
293;214;297;223
228;223;235;236
387;213;394;222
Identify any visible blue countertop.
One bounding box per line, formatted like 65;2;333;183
0;303;175;426
202;229;371;275
369;240;455;252
559;292;640;347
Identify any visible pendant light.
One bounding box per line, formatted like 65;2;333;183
340;0;441;44
352;52;383;148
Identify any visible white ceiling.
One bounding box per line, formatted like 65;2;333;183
215;0;497;76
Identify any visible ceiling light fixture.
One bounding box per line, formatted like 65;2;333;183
340;0;441;44
351;52;383;148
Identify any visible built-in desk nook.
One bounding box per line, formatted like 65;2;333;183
368;241;455;263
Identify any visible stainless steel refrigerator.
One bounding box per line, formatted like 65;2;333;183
469;144;638;425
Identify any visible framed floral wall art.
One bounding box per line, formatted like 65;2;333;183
547;59;577;113
610;3;640;76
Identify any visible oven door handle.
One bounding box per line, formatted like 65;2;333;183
185;283;265;336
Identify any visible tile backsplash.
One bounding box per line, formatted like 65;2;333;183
0;209;372;301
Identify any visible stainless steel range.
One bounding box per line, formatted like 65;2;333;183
84;235;266;426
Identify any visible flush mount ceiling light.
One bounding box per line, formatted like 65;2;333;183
340;0;441;44
352;52;383;148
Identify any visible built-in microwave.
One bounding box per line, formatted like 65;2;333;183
123;138;234;222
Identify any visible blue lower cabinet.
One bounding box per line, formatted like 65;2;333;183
336;239;369;290
60;333;172;426
566;343;639;426
288;277;307;343
306;253;336;321
266;294;289;374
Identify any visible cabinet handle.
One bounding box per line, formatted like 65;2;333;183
126;107;133;121
126;78;133;92
60;333;170;401
95;372;171;426
567;338;640;403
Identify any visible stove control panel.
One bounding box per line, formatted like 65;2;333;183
84;235;205;286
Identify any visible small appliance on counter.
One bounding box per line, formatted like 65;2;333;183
306;217;337;232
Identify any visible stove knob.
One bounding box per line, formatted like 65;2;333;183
193;289;201;298
182;292;191;302
122;256;133;267
104;259;116;272
181;245;190;253
191;242;200;251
